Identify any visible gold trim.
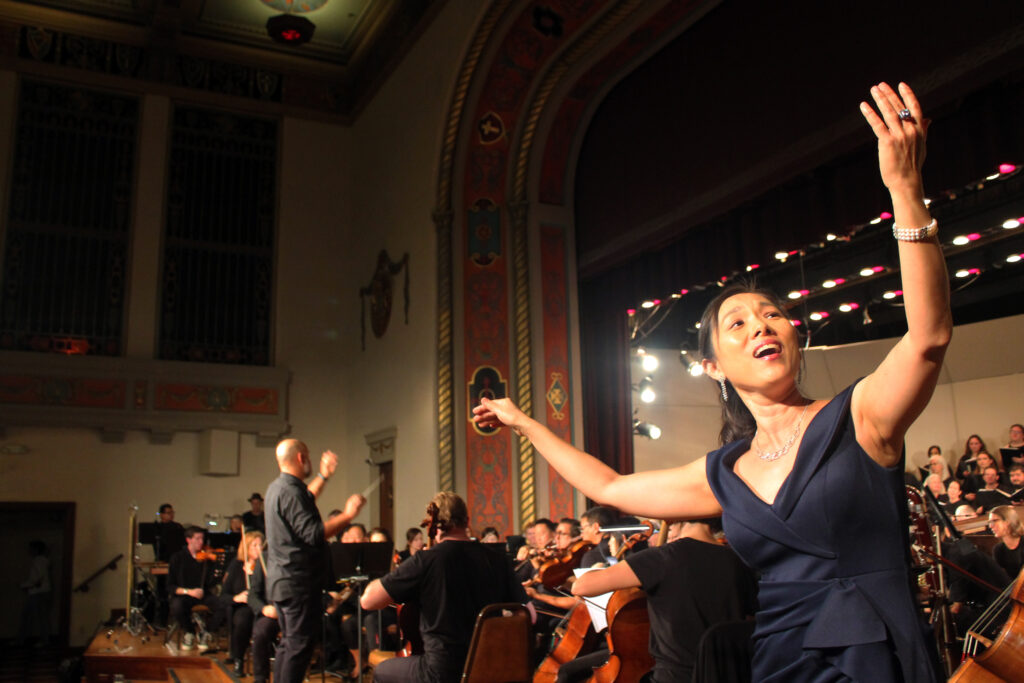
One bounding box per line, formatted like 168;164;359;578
507;0;648;526
432;0;515;494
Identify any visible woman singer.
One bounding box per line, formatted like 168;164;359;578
474;82;949;682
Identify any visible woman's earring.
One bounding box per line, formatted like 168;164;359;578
719;378;729;402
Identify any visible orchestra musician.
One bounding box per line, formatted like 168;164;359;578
221;530;264;677
265;438;365;683
571;518;758;682
167;526;225;651
246;534;280;683
243;492;266;533
360;491;528;683
475;82;949;681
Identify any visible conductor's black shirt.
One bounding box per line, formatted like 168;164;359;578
265;472;325;602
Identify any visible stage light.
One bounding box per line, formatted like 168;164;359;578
679;288;689;295
924;198;932;206
986;173;1001;181
627;308;636;316
883;291;897;300
870;217;882;225
826;233;837;241
809;312;828;321
955;268;979;278
838;303;860;313
999;163;1016;174
633;420;662;440
1004;219;1021;229
694;322;702;329
687;361;703;377
860;267;874;277
639;377;655;403
880;211;893;220
746;264;760;271
775;251;790;261
641;354;659;373
952;235;969;246
641;300;656;309
791;319;802;327
1006;254;1022;263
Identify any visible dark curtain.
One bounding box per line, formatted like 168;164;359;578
579;272;635;476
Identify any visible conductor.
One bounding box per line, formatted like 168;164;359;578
265;438;365;683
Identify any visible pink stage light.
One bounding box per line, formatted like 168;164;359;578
999;163;1016;174
880;211;893;219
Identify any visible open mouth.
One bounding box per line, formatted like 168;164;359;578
753;341;782;359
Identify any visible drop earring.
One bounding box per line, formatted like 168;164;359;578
719;378;729;402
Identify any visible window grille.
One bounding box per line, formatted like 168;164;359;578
0;80;136;356
160;106;276;366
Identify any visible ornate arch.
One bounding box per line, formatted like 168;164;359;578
434;0;716;532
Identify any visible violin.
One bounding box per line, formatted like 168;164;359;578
195;546;222;562
532;539;594;590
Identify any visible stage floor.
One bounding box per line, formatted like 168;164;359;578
83;628;233;683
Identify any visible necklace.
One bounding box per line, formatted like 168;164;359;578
755;402;810;462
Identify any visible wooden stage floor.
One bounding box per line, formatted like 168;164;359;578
83;628;235;683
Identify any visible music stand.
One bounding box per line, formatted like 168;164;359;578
326;542;394;680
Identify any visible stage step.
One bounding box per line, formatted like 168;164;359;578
167;665;233;683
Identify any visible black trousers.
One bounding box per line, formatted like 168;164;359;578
169;593;224;633
273;592;321;683
230;605;254;660
373;654;421;682
252;614;280;683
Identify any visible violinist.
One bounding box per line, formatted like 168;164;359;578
572;518;757;682
168;526;225;651
361;491;528;683
515;518;557;581
523;519;583;611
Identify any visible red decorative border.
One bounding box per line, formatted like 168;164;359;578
153;384;279;414
540;225;574;518
0;375;125;408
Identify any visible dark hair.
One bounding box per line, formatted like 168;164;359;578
343;523;367;537
1011;424;1024;434
184;526;205;539
698;282;801;445
533;518;557;534
559;517;581;538
928;445;941;455
480;526;500;538
1009;463;1024;474
159;503;173;514
406;527;423;543
581;506;617;529
963;434;988;458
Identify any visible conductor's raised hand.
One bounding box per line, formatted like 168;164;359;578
343;493;366;519
859;82;928;193
472;397;527;434
320;449;338;479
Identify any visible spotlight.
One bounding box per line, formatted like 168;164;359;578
826;233;837;241
641;300;656;309
952;235;970;246
746;264;760;271
633;420;662;440
687;360;703;377
639;377;656;403
775;251;790;261
809;311;829;321
641;354;659;373
999;163;1017;174
838;303;860;313
266;14;316;45
1006;254;1022;263
1003;219;1021;230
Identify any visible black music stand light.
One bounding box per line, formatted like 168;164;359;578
325;542;394;680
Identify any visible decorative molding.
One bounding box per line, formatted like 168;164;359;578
365;426;397;463
0;351;290;441
433;0;515;496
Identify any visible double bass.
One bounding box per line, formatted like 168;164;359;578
948;566;1024;682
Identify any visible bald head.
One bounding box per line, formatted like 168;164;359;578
276;439;311;478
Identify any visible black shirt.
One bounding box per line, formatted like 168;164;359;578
974;486;1012;512
242;510;266;533
248;560;271;616
993;541;1024;580
381;540;527;683
167;548;218;596
627;539;758;683
265;472;326;602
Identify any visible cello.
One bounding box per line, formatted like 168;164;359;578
948;566;1024;682
585;522;657;683
394;500;443;658
532;539;598;683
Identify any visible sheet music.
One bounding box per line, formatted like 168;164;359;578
573;567;611;632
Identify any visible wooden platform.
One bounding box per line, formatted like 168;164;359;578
82;629;234;683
